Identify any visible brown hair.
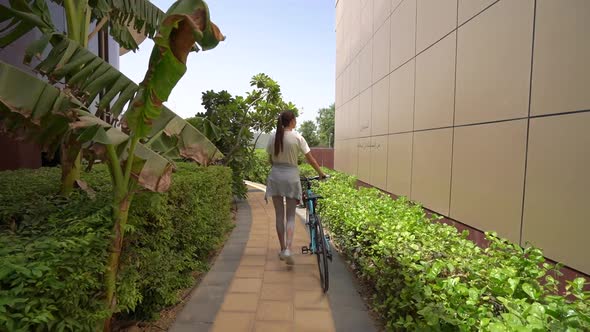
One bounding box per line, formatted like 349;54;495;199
274;111;295;156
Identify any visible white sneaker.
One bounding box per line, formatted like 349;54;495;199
278;250;285;261
282;249;294;265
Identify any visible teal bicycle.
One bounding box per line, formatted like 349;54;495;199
300;176;332;292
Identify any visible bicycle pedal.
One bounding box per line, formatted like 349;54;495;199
301;246;310;254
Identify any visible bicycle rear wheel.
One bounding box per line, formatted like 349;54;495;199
314;216;329;292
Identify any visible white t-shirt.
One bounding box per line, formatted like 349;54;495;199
266;130;311;166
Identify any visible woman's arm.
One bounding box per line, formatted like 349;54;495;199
304;152;326;178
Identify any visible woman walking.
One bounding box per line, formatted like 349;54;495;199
265;110;326;265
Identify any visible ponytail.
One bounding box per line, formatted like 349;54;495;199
274;110;295;156
274;114;284;156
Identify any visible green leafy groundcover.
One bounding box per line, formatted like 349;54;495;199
0;163;233;331
299;165;590;331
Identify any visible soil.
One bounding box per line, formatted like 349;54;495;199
114;204;239;332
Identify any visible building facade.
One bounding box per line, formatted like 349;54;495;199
334;0;590;275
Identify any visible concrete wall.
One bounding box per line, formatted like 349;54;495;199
334;0;590;274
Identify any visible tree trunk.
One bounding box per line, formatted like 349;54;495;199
103;193;131;332
61;1;90;194
60;140;82;195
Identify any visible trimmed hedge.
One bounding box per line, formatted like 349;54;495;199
0;163;233;331
299;165;590;331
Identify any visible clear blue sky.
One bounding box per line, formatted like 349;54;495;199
120;0;336;124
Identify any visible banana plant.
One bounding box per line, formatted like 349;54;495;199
23;33;223;164
1;0;166;51
1;0;224;329
0;61;173;192
0;0;194;194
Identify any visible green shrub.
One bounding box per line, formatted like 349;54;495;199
117;163;233;320
0;163;233;331
299;165;590;331
244;149;271;184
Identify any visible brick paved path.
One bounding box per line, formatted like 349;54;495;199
170;186;377;332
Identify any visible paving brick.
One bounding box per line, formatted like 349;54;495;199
297;254;317;265
253;321;293;332
294;290;330;309
265;258;291;271
260;283;293;301
256;300;294;321
235;265;265;278
241;255;267;266
244;247;267;255
294;310;336;332
293;263;320;278
220;293;259;312
229;278;263;293
249;235;268;243
294;275;321;291
246;241;268;248
211;312;254;332
264;270;294;283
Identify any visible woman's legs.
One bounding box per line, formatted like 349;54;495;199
284;198;298;251
272;196;298;264
272;196;286;251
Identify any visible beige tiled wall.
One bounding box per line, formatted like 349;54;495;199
414;32;456;130
371;77;389;135
334;0;590;274
416;0;457;53
388;60;414;134
411;128;453;216
373;18;391;83
530;0;590;116
386;133;413;197
370;136;388;189
390;0;416;71
522;112;590;274
449;120;527;244
454;0;533;126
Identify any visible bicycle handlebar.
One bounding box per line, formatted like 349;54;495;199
300;175;330;182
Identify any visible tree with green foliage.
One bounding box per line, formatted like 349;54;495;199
298;120;320;147
188;73;298;198
316;103;335;147
0;1;224;329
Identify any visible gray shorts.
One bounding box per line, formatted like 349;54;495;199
265;163;302;202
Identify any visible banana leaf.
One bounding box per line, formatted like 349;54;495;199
1;0;224;164
90;0;166;51
28;34;222;164
0;60;173;192
123;0;224;138
0;0;55;47
57;0;166;51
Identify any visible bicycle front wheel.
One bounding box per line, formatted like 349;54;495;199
314;216;329;292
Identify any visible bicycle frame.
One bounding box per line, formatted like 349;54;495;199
300;176;330;256
300;176;332;292
303;184;319;254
